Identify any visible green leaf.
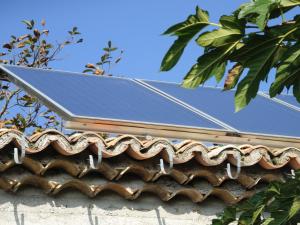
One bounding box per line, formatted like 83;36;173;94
262;218;275;225
182;42;238;88
213;61;226;83
30;20;35;28
22;20;34;30
280;0;300;8
214;172;300;225
212;207;236;225
270;43;300;97
267;182;281;195
163;6;209;36
252;205;265;223
161;7;210;71
268;197;300;225
235;38;284;111
161;35;194;71
266;19;300;41
82;69;93;73
238;0;279;30
288;197;300;221
196;15;244;47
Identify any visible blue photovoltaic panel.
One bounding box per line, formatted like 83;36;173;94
276;94;300;108
144;80;300;137
0;65;223;130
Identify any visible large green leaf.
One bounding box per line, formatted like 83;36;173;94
212;207;237;225
235;38;284;112
238;0;279;30
182;42;238;88
288;197;300;221
269;0;300;19
213;160;300;225
212;61;226;82
160;35;195;71
280;0;300;7
262;218;275;225
267;23;300;41
196;15;244;47
229;35;277;64
270;43;300;97
268;197;300;225
239;204;265;225
163;6;209;36
161;7;210;71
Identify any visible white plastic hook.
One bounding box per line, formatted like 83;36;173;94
14;147;25;164
14;135;26;164
160;150;174;174
89;143;103;169
226;153;241;179
291;169;296;179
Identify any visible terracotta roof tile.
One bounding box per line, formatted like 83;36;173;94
0;175;255;204
0;129;299;169
0;157;283;188
0;129;296;204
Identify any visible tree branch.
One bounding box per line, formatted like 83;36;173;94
0;89;20;118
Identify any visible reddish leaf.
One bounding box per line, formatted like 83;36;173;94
224;63;244;90
41;19;46;26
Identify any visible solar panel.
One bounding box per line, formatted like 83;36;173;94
0;65;224;131
1;64;300;147
275;94;300;109
143;80;300;138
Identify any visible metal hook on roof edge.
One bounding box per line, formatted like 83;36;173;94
89;143;103;169
160;150;174;174
226;153;241;180
14;135;26;164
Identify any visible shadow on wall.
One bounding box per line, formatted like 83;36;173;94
14;203;24;225
0;189;225;225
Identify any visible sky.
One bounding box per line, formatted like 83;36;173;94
1;0;248;86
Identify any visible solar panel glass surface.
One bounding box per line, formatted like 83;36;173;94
276;95;300;109
0;65;223;130
144;80;300;137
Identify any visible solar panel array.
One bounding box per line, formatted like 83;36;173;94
1;64;299;139
143;80;300;137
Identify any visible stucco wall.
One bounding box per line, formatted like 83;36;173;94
0;189;225;225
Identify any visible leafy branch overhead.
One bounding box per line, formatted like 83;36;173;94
161;0;300;111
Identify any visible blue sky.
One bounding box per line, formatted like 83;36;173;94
1;0;248;86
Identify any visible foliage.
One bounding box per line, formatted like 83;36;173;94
0;20;122;132
161;0;300;111
212;170;300;225
83;40;123;76
0;19;83;132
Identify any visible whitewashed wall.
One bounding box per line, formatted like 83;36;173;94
0;189;225;225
